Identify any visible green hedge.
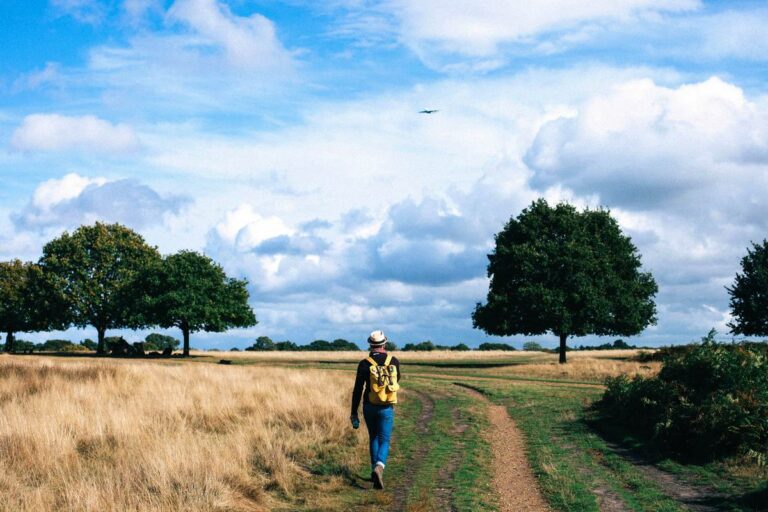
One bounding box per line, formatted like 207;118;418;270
595;336;768;461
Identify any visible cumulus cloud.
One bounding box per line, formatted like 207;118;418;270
13;173;189;230
209;204;294;251
11;114;140;153
526;77;768;207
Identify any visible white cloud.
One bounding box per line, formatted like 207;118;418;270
74;1;296;113
11;114;140;153
122;0;163;23
167;0;292;70
12;62;62;92
51;0;106;24
31;173;107;212
527;77;768;207
211;204;294;251
13;173;188;231
371;0;700;70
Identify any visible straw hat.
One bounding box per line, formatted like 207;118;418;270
367;330;387;347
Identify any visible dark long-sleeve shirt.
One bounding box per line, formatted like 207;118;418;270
351;351;401;416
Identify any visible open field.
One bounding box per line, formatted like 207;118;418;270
0;355;366;511
192;348;662;383
0;350;764;511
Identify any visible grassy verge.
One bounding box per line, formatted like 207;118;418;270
475;382;686;512
595;421;768;511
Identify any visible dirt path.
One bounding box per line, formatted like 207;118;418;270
457;385;551;512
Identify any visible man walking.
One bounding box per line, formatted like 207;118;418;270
350;330;401;490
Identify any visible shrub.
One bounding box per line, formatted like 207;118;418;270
2;340;36;353
79;339;97;351
523;341;544;351
478;342;516;351
40;339;77;351
595;332;768;461
61;344;89;352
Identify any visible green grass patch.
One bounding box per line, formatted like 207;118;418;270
476;383;686;512
343;382;496;511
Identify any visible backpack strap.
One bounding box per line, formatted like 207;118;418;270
366;356;378;367
384;354;393;366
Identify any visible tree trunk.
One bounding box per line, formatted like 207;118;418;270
182;322;190;357
5;331;14;353
559;333;568;364
97;327;106;355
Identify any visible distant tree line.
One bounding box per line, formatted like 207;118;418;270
243;336;360;351
1;332;180;354
0;222;256;356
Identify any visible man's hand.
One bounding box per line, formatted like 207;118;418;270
350;415;360;429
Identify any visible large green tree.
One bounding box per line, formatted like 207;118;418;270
472;199;657;363
0;260;53;352
727;240;768;336
141;250;257;356
39;222;161;354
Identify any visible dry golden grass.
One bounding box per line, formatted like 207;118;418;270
491;356;661;382
0;355;365;511
197;349;659;382
194;349;546;362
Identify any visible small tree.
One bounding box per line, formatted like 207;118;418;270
728;240;768;336
523;341;544;351
478;342;516;351
80;339;98;351
0;260;55;353
246;336;275;351
274;340;298;351
142;251;257;356
331;338;360;350
40;223;161;354
144;333;180;351
473;199;657;363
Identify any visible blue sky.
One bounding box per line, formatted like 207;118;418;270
2;0;768;349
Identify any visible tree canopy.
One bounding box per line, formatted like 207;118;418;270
39;223;161;354
472;199;657;363
141;250;257;356
0;260;50;352
727;240;768;336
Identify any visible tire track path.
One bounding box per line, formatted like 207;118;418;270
390;388;434;511
433;401;468;512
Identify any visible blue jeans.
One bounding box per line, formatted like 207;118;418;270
363;403;394;470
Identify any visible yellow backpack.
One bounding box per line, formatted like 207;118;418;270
367;354;400;405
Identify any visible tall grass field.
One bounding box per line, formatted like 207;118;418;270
0;355;365;511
